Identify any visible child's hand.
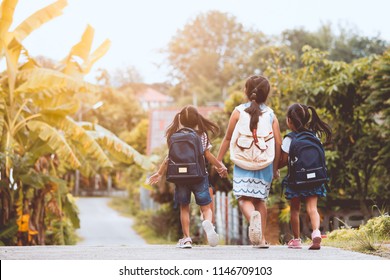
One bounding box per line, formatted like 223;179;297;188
215;163;228;178
147;173;161;185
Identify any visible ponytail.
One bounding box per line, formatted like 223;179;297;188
287;103;332;143
307;106;332;144
165;113;181;144
166;105;220;146
196;113;219;147
245;93;262;131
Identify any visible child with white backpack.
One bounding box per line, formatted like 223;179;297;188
217;75;282;247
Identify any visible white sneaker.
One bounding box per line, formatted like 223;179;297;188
202;220;219;247
176;237;192;249
249;211;262;245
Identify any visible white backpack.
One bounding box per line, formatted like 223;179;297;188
230;104;275;170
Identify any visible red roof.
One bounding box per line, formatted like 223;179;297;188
137;88;173;102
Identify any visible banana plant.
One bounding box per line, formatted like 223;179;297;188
0;0;73;244
0;0;152;244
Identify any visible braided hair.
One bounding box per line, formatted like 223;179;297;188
244;75;271;132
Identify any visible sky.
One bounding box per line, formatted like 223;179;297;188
9;0;390;84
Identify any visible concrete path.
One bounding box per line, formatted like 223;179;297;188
0;197;386;260
0;244;385;260
76;197;147;246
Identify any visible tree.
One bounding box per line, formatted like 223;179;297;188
166;10;267;104
285;46;387;216
282;24;388;65
366;49;390;190
112;66;144;87
84;86;145;136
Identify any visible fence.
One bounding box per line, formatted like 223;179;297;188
214;191;249;245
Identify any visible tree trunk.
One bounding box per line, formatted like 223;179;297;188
353;169;370;219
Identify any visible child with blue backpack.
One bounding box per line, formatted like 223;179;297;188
148;105;227;249
279;103;332;250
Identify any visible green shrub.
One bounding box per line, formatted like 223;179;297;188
134;203;181;244
323;213;390;254
361;214;390;240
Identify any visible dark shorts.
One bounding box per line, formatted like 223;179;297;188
282;177;327;200
174;177;212;206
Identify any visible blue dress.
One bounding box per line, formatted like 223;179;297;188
232;103;274;200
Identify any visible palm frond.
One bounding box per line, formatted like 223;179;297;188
0;0;18;55
64;24;94;62
83;123;153;170
27;120;81;169
62;193;80;229
0;219;18;245
50;117;113;169
40;102;79;117
13;0;68;42
15;68;101;96
81;39;111;74
0;97;5;138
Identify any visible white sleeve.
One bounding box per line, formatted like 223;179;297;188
281;137;292;153
201;133;212;151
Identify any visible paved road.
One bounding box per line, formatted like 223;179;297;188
0;197;386;260
76;197;147;246
0;244;385;260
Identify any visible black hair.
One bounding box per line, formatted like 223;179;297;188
165;105;219;145
243;75;271;131
287;103;332;143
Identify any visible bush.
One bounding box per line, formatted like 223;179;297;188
134;203;181;244
361;214;390;240
323;213;390;254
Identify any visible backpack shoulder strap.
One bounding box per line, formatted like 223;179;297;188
296;130;315;138
284;131;297;139
177;127;196;134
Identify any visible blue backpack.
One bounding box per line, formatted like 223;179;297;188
166;127;207;184
285;131;329;188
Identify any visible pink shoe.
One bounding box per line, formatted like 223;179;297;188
287;238;302;249
309;229;322;250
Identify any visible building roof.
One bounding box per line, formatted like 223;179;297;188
137;88;173;102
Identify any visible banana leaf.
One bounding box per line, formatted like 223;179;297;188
0;0;18;55
15;68;101;97
27;120;81;169
82;122;154;170
13;0;68;42
49;116;113;169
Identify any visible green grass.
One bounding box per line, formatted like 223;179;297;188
108;197;390;257
322;213;390;258
133;223;176;245
107;197;134;218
